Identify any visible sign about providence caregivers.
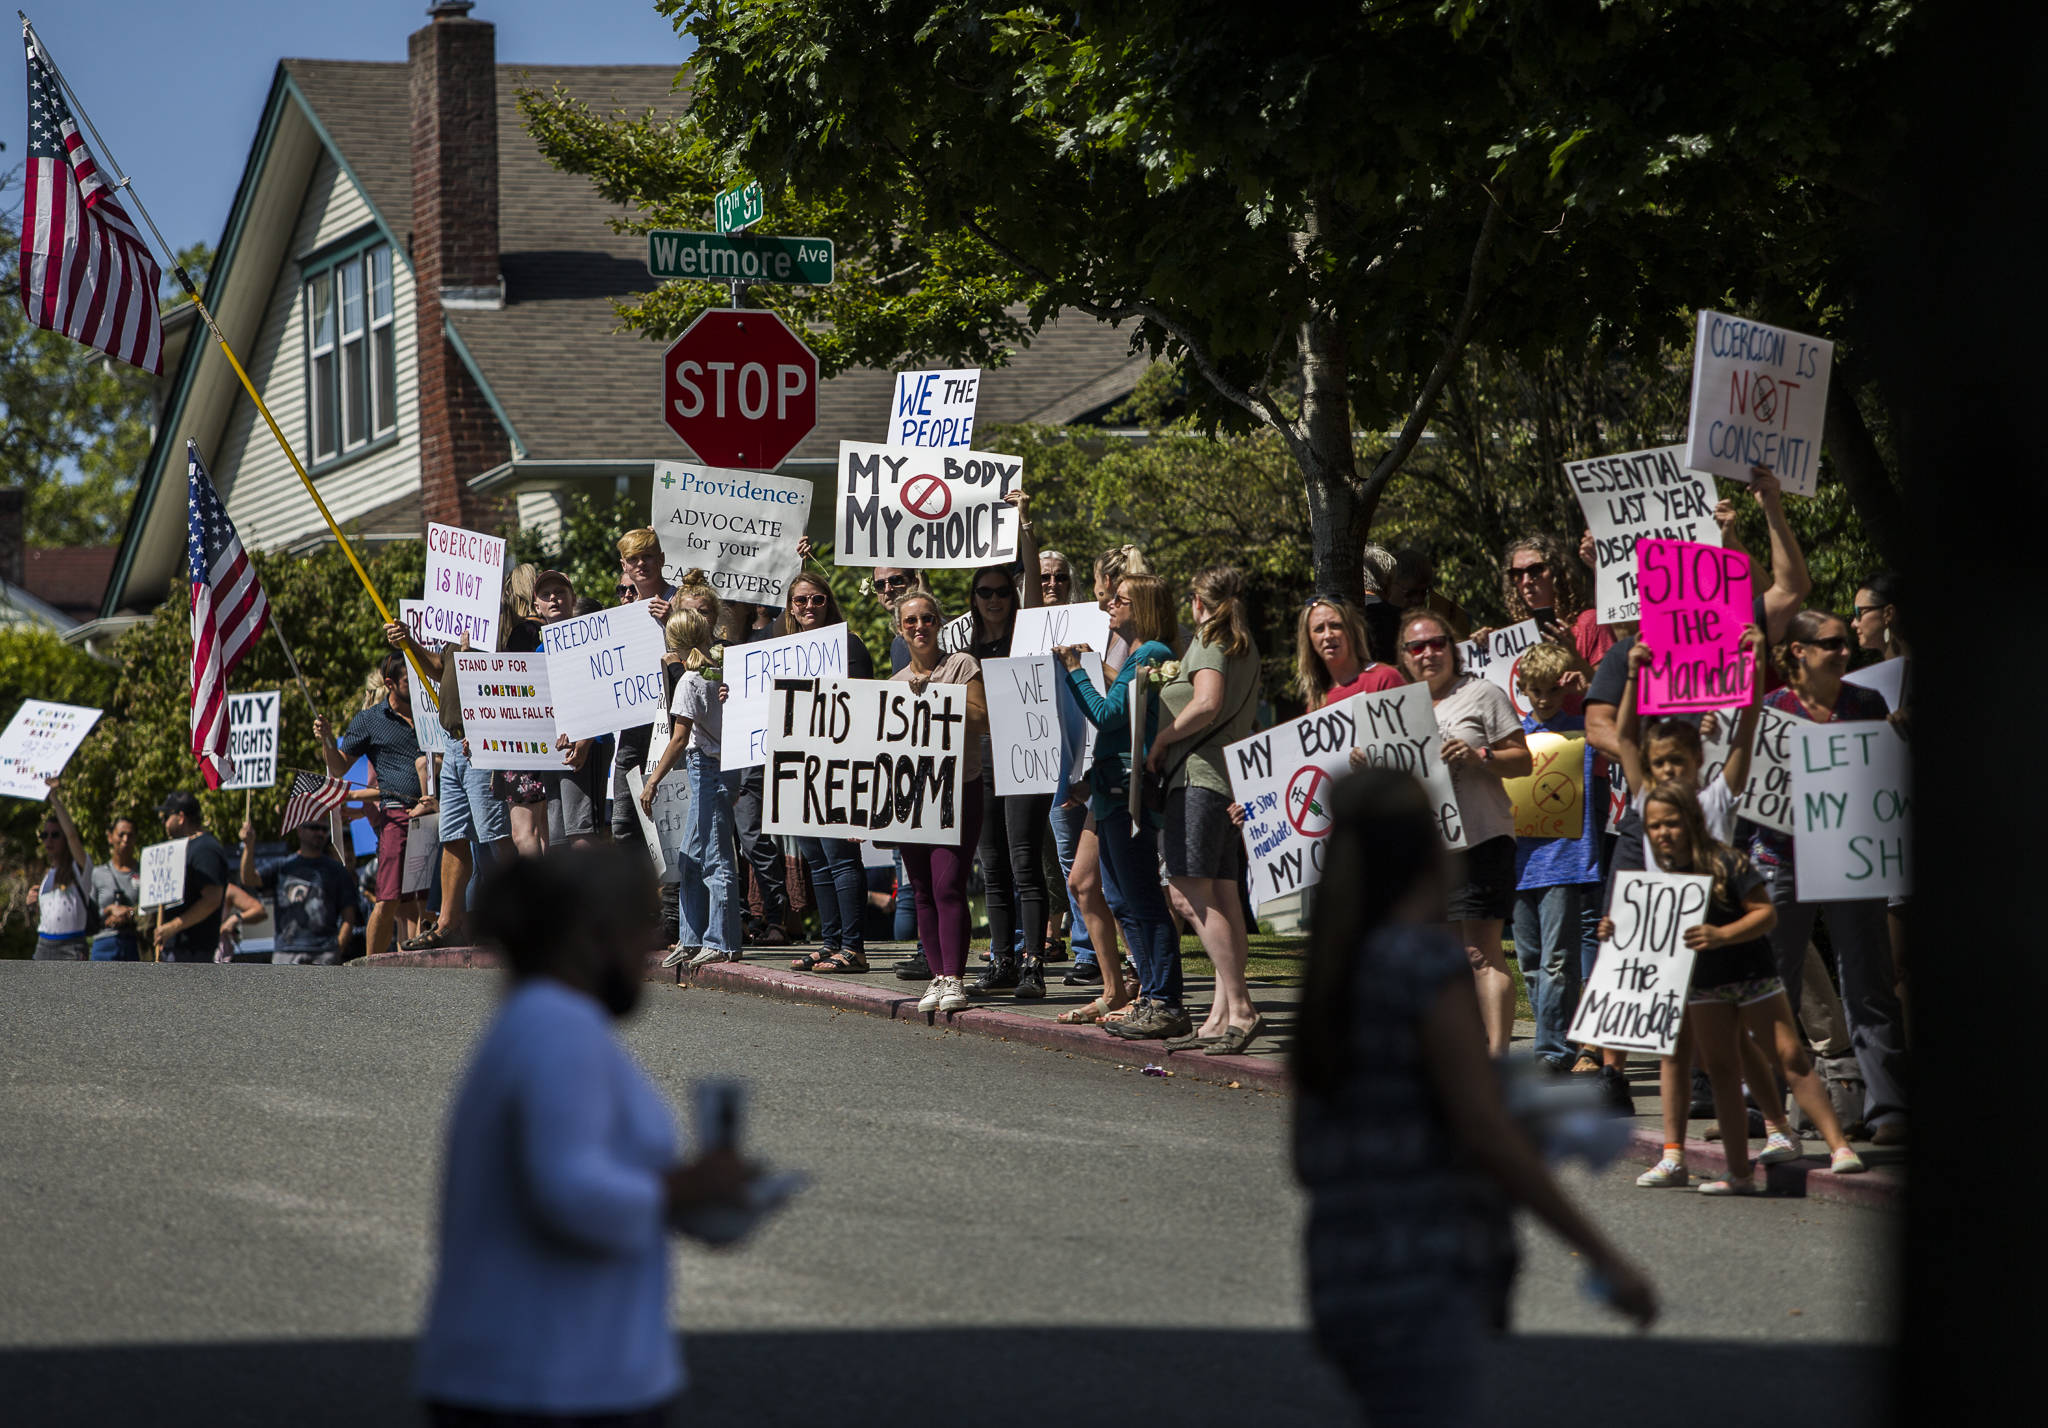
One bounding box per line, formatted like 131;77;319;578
651;461;813;606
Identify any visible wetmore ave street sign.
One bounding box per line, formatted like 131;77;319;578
663;309;819;471
646;231;835;286
715;181;764;233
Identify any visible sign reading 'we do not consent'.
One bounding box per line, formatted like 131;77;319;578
651;461;812;605
761;678;967;845
1635;537;1753;716
1570;870;1710;1057
834;440;1023;569
1566;446;1718;625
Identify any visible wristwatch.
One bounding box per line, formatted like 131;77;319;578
1478;746;1493;764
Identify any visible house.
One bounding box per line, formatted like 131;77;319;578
99;1;1147;621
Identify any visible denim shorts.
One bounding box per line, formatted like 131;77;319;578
439;745;510;845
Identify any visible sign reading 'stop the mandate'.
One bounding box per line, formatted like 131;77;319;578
646;230;834;286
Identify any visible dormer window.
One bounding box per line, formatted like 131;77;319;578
305;242;396;464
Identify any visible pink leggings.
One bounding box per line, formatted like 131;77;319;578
899;778;986;979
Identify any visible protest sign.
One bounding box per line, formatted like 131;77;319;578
402;813;439;895
454;652;559;770
1566;446;1718;624
1010;603;1113;659
1844;657;1908;713
1696;704;1798;835
761;677;966;845
723;623;851;769
0;699;103;800
625;766;689;884
834;440;1023;568
650;461;812;605
541;606;669;742
889;369;980;448
1684;310;1835;496
138;837;189;909
1457;619;1541;707
1226;683;1462;909
1793;722;1911;901
1635;538;1753;715
984;655;1064;795
1569;870;1709;1056
420;522;505;651
1505;731;1586;838
936;611;975;656
398;600;448;756
218;691;281;791
1060;652;1105;789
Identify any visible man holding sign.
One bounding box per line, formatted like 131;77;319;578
149;791;232;963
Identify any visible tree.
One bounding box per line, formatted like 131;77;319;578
523;1;1913;597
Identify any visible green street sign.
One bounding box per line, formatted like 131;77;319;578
646;231;835;286
715;181;764;234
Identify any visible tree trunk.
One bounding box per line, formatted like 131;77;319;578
1297;306;1364;599
1823;376;1909;571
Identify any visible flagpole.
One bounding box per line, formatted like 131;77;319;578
22;12;438;707
269;620;322;725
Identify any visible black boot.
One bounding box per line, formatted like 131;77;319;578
971;954;1020;994
1015;956;1046;1000
1598;1065;1635;1115
894;947;932;981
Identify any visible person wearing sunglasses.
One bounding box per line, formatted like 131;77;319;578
1848;569;1912;1032
26;780;94;961
1750;608;1910;1146
1479;533;1614;671
1369;611;1533;1057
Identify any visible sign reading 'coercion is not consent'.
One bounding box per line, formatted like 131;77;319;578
1635;537;1753;716
761;677;966;845
1684;310;1834;496
834;440;1023;569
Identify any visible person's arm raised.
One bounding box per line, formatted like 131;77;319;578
1747;467;1811;643
1720;625;1767;794
45;781;90;880
1009;490;1042;610
1613;643;1652;795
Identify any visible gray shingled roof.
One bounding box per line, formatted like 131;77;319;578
282;60;1145;466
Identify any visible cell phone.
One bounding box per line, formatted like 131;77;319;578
1528;605;1556;629
693;1079;743;1154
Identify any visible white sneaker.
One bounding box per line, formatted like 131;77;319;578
724;948;745;963
1697;1173;1760;1196
1757;1128;1803;1164
661;945;695;969
687;946;727;969
1829;1145;1867;1175
918;977;947;1014
1636;1157;1689;1188
937;975;970;1013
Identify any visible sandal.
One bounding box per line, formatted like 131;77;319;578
1203;1015;1264;1056
789;950;835;971
401;927;453;951
814;949;869;974
1057;997;1112;1025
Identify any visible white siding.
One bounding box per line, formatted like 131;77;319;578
515;488;569;553
218;152;421;551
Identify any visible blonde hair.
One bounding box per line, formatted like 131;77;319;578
503;563;537;621
894;589;948;634
672;568;723;632
1191;565;1254;659
1295;598;1371;708
1094;544;1149;588
664;606;712;657
617;528;660;560
1119;573;1177;648
1514;641;1582;692
775;571;845;637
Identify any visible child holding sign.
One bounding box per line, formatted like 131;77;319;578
641;608;742;970
1602;784;1864;1194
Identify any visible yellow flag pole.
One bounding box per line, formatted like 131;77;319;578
25;12;438;705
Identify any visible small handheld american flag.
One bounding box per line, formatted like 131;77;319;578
188;442;270;789
280;771;353;836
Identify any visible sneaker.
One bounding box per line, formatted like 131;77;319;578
687;946;727;969
1829;1146;1868;1175
917;978;946;1014
1757;1128;1804;1164
1636;1157;1690;1188
661;945;696;969
1063;962;1103;987
937;975;970;1013
1107;1001;1193;1041
1597;1065;1635;1115
970;956;1020;994
1015;957;1046;1000
1697;1173;1760;1196
724;948;745;962
894;949;933;981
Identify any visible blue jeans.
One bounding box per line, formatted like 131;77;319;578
891;850;921;943
1096;809;1178;1006
90;930;139;961
1048;798;1096;967
1513;883;1593;1066
797;836;865;954
677;750;742;954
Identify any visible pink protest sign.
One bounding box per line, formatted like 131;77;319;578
1635;537;1754;714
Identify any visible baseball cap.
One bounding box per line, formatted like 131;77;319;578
154;790;201;819
534;569;573;597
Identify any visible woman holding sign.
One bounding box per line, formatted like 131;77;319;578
889;592;992;1016
27;782;94;960
1380;610;1532;1057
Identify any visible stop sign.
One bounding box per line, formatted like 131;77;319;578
662;309;818;470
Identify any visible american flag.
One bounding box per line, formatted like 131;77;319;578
280;771;353;836
188;442;270;789
19;31;163;374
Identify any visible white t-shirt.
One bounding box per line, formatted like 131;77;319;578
1634;777;1740;843
670;671;723;757
1432;674;1523;848
38;859;93;938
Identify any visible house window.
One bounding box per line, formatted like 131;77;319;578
304;242;397;464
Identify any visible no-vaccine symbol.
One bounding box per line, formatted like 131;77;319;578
901;472;952;520
1286;766;1334;838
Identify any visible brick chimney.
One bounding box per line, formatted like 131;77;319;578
410;1;509;532
0;489;23;588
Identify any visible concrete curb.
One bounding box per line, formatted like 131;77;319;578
1622;1126;1902;1210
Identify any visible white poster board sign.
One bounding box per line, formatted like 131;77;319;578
1566;446;1719;624
401;812;439;895
722;623;851;770
1010;603;1113;658
0;699;103;800
650;461;812;606
625;765;688;884
834;440;1023;568
1697;703;1798;835
541;606;669;741
454;652;559;771
936;611;975;656
1226;683;1463;909
1061;652;1105;790
1570;870;1709;1056
1793;722;1911;901
138;836;190;910
889;369;980;448
1683;311;1835;496
420;522;505;651
218;691;281;791
1456;620;1541;707
984;655;1063;796
761;677;966;845
1844;658;1907;712
398;600;449;757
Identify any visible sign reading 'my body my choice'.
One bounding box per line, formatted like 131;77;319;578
835;440;1023;569
1684;310;1834;496
1635;538;1753;716
762;677;966;845
651;461;812;606
542;607;669;742
1566;445;1718;625
420;523;504;651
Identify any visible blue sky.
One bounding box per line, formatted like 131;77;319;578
6;1;692;262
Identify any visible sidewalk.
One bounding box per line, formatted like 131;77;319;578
361;938;1901;1209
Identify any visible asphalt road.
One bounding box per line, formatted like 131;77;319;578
0;964;1895;1426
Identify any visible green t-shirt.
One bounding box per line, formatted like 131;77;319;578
1159;632;1261;794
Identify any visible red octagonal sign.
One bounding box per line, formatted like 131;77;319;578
662;309;818;470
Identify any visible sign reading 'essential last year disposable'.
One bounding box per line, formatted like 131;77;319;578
541;606;670;742
1570;870;1710;1057
1635;538;1753;715
1566;446;1719;625
1684;310;1834;496
761;678;966;845
420;523;504;651
834;440;1022;568
454;653;558;770
650;461;812;605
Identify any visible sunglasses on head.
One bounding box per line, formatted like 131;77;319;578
1403;635;1450;655
1800;636;1852;654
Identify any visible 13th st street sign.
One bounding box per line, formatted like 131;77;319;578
646;231;835;286
715;181;764;233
